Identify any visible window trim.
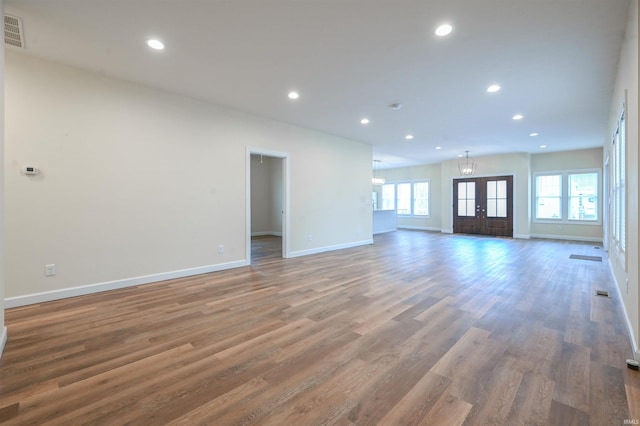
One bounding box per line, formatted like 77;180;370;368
533;168;601;225
610;105;626;270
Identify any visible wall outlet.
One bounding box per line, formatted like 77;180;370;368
307;234;312;241
218;244;224;254
45;264;56;276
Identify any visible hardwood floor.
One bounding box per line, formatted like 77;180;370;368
1;230;638;425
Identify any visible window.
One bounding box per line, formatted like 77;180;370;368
534;171;600;223
535;175;562;219
396;183;411;215
486;180;507;218
457;181;476;217
568;173;598;221
381;181;430;216
381;184;395;210
413;182;429;216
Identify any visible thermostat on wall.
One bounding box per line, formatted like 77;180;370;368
23;166;39;175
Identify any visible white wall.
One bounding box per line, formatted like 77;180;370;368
605;0;639;355
4;51;372;305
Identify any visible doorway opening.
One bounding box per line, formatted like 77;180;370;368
246;148;290;264
453;175;513;237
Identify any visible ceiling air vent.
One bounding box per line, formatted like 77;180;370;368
5;14;25;48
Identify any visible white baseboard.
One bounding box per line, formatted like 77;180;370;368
251;231;283;237
288;239;373;258
398;225;441;232
441;229;453;234
607;260;639;357
4;260;249;309
530;233;603;243
0;326;7;359
514;234;531;239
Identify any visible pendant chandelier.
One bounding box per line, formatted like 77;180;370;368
458;151;476;176
372;160;385;185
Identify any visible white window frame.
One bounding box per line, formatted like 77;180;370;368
533;169;601;225
534;173;563;220
383;180;430;218
611;107;626;268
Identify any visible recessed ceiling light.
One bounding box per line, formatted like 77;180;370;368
435;146;442;150
146;39;165;50
529;132;539;137
539;144;547;149
487;84;501;93
458;154;464;158
288;91;300;100
360;118;370;125
405;134;414;140
435;23;453;37
512;114;524;120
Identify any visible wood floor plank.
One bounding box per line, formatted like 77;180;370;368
376;371;451;425
506;370;555;425
589;361;630;425
0;231;635;425
552;341;591;413
419;391;472;426
625;384;640;421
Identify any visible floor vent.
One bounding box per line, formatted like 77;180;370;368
5;14;25;48
595;290;611;298
569;254;602;262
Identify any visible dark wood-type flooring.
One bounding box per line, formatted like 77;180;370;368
1;230;639;425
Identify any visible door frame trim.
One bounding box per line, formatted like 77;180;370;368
246;147;291;262
450;173;517;237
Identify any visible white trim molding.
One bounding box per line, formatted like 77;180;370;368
398;225;441;232
530;233;603;243
608;261;639;357
5;260;248;308
289;239;373;258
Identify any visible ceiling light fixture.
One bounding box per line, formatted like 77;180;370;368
435;23;453;37
405;134;414;140
529;132;539;137
146;39;165;50
512;114;524;120
539;145;547;149
288;91;300;100
436;146;442;150
360;118;370;125
458;151;477;176
372;160;385;185
487;84;501;93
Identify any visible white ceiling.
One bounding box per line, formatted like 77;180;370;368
5;0;631;168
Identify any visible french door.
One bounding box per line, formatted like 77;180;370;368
453;176;513;236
